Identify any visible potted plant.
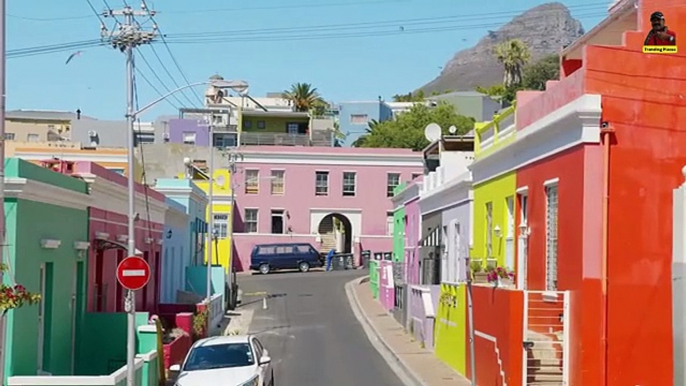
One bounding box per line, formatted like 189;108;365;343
470;260;489;283
487;266;515;288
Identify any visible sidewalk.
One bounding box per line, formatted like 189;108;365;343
347;277;471;386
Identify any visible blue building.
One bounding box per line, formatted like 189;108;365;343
154;178;208;303
337;101;393;146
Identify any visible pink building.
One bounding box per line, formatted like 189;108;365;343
232;146;424;271
47;161;168;313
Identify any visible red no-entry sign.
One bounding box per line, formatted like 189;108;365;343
116;256;151;291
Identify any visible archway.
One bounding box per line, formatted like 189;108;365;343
317;213;353;254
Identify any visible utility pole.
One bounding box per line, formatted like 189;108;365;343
102;5;156;386
466;256;477;385
0;0;7;382
206;115;215;303
226;149;243;310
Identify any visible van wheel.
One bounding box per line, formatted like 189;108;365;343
298;261;310;273
259;264;271;275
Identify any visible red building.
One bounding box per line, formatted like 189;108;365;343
46;160;168;313
516;0;686;385
467;0;686;384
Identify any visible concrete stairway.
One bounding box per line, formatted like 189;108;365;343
525;330;563;385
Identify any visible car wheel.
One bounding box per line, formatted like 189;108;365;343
259;264;271;275
298;261;310;273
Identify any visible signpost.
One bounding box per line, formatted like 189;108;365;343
117;256;151;291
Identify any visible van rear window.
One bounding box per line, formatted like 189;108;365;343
295;245;311;253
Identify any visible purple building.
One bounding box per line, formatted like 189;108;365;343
168;119;210;147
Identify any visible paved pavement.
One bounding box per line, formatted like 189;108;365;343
237;269;403;386
349;277;472;386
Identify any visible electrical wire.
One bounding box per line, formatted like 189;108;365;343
7;39;106;58
140;0;204;106
136;48;189;107
147;45;198;107
135;66;181;111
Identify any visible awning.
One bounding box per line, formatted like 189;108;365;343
94;235;143;255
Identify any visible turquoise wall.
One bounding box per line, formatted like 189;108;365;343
3;159;89;380
185;266;225;298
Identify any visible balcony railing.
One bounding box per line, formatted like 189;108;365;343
239;131;333;147
474;102;516;157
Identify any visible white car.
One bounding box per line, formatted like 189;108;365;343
170;335;274;386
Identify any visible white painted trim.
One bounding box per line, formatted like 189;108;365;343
310;207;363;213
13;152;127;164
240;150;423;167
232;232;391;239
4;177;90;211
95;232;110;239
137;325;157;333
471;94;602;185
40;239;61;249
543;178;560;187
475;330;509;386
7;358;145;386
117;235;128;243
515;186;529;194
135;350;158;362
91;218;164;232
154;185;208;206
73;241;90;250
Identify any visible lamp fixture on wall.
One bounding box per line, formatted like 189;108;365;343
518;223;530;236
73;241;90;250
41;239;61;249
494;225;502;238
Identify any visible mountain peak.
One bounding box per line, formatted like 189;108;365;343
419;2;585;94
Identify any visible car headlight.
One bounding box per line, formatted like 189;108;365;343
239;375;259;386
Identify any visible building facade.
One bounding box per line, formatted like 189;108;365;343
231;146;423;271
159;199;190;304
337;101;393;146
68;162;167;314
2;158;90;380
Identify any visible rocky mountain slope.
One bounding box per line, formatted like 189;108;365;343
419;2;585;94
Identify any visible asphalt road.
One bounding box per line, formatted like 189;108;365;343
237;269;403;386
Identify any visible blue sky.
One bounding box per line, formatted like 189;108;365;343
6;0;608;121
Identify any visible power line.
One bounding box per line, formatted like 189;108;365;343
134;67;180;111
140;0;203;106
136;48;188;107
147;44;198;106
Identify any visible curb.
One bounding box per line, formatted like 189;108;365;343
345;276;428;386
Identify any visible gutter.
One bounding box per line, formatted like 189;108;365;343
600;121;614;386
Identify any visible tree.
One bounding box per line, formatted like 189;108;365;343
282;83;324;112
494;39;531;88
354;102;474;151
0;264;40;315
392;90;424;102
521;54;560;91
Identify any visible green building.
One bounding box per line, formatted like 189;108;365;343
391;182;408;263
2;158;90;380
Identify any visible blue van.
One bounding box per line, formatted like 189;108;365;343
249;243;323;274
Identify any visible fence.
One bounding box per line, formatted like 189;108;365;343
208;293;224;333
7;351;159;386
239;132;333;147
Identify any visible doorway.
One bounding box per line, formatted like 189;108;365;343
317;213;352;253
37;262;54;375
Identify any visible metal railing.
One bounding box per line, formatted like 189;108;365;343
474;102;516;156
208;293;224;329
239;131;333;146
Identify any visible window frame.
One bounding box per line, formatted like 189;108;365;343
386;172;401;197
270;170;285;195
315;171;329;196
342;171;356;197
544;180;559;291
244;208;259;233
245;170;260;195
212;213;229;239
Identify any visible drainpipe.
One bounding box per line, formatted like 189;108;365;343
600;122;613;386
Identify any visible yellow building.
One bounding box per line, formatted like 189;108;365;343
184;166;233;273
470;105;517;270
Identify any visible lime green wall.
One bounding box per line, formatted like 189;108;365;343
472;172;516;267
241;115;309;133
434;283;467;375
392;207;405;263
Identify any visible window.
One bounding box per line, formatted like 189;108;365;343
245;170;259;194
182;132;196;145
244;209;258;233
386;211;394;235
411;173;423;180
271;170;285;195
271;209;285;234
4;133;14;140
342;172;356;196
257;120;266;130
315;171;329;196
213;213;229;239
27;133;39;142
109;168;125;175
214;134;237;149
287;123;299;134
387;173;401;197
485;202;493;258
505;196;515;270
350;114;368;124
545;183;559;290
243;120;252;129
276;245;294;254
257;245;275;254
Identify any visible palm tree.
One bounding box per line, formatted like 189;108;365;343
494;39;531;88
351;119;379;147
282;83;325;112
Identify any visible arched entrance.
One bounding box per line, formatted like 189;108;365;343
317;213;353;254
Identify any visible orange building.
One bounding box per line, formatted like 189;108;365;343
465;0;686;385
5;141;143;182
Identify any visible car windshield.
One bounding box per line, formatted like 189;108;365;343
183;343;255;371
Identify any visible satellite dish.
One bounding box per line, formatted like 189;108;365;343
216;175;226;187
424;123;442;142
448;125;457;134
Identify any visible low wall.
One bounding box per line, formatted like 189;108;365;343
8;351;158;386
163;334;191;370
408;285;437;350
379;260;395;310
468;285;524;386
434;283;467;375
185;265;226;298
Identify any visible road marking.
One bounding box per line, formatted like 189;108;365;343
122;269;146;277
244;291;267;296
